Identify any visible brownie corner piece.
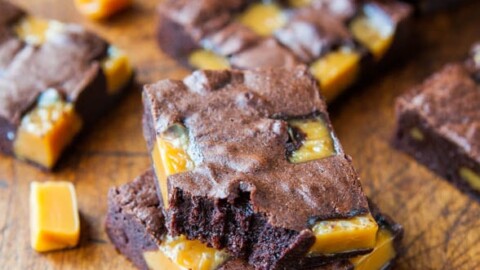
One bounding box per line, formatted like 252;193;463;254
0;0;133;169
142;67;376;269
393;45;480;198
105;170;165;270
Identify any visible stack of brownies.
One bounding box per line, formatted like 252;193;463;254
106;66;404;270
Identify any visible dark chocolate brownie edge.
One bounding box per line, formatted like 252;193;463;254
156;13;199;69
393;108;480;199
105;170;165;270
376;2;413;70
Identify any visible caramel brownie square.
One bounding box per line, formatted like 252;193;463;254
0;0;133;169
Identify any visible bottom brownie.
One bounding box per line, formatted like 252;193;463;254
106;170;403;270
105;170;165;270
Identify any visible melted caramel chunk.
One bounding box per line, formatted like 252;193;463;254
157;235;229;270
30;181;80;252
310;50;360;102
460;167;480;191
101;46;133;94
350;7;394;60
288;118;337;163
309;215;378;255
238;3;286;36
188;49;231;70
75;0;132;20
144;250;182;270
152;125;194;208
14;16;51;45
350;228;396;270
288;0;312;8
409;127;424;141
14;89;83;169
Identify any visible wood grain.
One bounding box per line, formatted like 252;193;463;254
1;0;480;269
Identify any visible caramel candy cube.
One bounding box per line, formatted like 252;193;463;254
460;167;480;191
309;214;378;255
288;0;312;8
310;50;361;102
188;49;231;71
14;16;51;45
151;124;194;208
238;3;286;36
350;5;394;60
13;90;83;169
101;46;133;94
288;117;337;163
350;228;397;270
30;181;80;252
159;235;229;270
143;249;182;270
75;0;132;20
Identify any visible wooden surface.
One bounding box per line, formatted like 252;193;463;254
1;0;480;269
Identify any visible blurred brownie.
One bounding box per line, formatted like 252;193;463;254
0;0;133;169
156;0;412;102
404;0;472;12
142;66;380;269
394;43;480;199
106;170;403;270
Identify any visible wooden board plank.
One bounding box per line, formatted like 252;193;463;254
1;0;479;269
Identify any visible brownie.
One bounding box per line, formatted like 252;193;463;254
156;0;412;102
106;170;403;270
0;1;133;169
394;43;480;199
142;66;374;269
106;170;165;270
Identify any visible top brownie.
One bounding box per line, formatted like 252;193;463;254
143;66;368;230
143;66;375;269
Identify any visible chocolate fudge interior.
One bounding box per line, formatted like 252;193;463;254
394;43;480;198
142;66;379;269
106;170;403;270
0;0;133;169
157;0;412;102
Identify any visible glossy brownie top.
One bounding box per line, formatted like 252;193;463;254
143;66;369;231
396;45;480;163
0;0;108;125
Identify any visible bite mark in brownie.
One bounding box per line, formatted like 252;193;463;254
394;43;480;199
